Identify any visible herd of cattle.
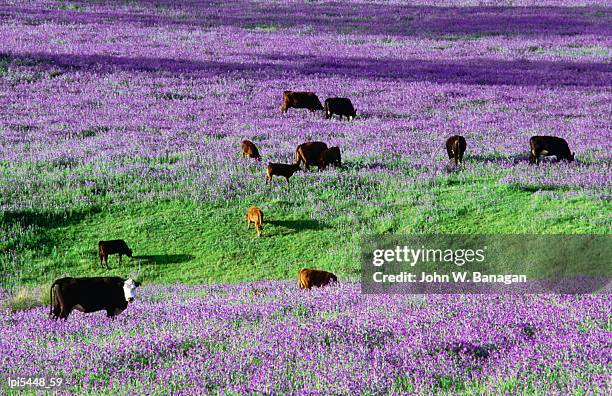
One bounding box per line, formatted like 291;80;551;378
48;91;577;320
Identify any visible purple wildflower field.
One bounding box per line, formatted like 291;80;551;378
2;283;611;394
0;0;610;211
1;0;611;394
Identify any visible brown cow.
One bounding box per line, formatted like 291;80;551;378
241;140;261;160
446;135;467;165
529;136;575;165
281;91;324;113
318;146;342;170
266;163;301;185
246;206;264;237
295;141;328;170
298;268;338;289
98;240;133;269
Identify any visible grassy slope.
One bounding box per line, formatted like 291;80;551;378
12;174;610;286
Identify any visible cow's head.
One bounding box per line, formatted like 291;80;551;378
127;248;133;258
123;278;140;302
569;152;575;162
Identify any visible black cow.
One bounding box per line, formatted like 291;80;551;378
324;98;356;120
529;136;575;165
99;240;133;269
281;91;324;113
49;277;140;320
446;135;467;165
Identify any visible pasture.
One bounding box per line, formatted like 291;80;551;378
2;283;610;394
1;0;610;286
0;0;610;394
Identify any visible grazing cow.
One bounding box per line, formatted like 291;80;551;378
246;206;264;237
241;140;261;160
324;98;356;120
298;268;338;289
318;147;342;170
98;240;133;269
281;91;324;113
446;135;467;165
266;163;301;185
295;141;328;170
529;136;575;165
49;276;140;320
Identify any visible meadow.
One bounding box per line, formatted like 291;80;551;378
0;0;610;393
1;0;610;287
2;283;611;394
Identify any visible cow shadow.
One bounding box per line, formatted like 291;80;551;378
267;219;327;233
516;184;567;193
133;254;195;265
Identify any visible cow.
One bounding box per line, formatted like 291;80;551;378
295;141;328;171
49;276;140;320
446;135;467;165
246;206;264;237
298;268;338;289
318;146;342;170
266;163;301;185
241;140;261;160
98;240;133;269
281;91;324;114
529;136;575;165
324;98;356;120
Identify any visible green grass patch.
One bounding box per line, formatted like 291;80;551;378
2;173;609;287
244;23;279;32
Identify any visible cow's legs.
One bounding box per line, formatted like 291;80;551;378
103;254;109;269
59;307;71;320
118;254;122;264
52;305;61;319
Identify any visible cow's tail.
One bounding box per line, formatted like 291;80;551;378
294;147;302;166
48;282;54;318
453;138;461;164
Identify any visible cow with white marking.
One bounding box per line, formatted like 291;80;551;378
49;276;140;320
